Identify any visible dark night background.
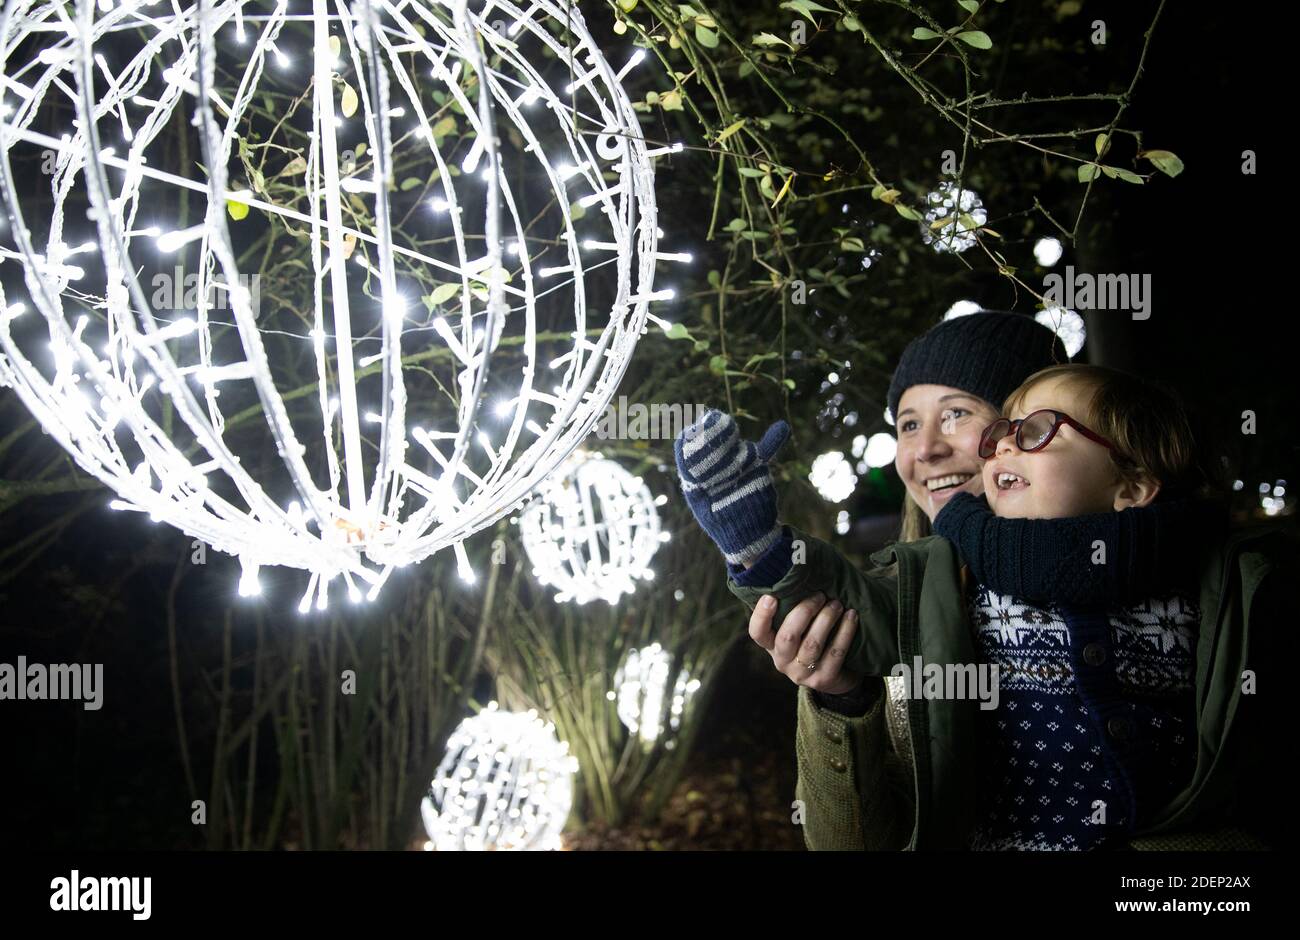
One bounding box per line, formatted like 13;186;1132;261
0;2;1294;853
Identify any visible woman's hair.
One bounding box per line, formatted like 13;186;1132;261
1001;364;1221;500
899;492;933;542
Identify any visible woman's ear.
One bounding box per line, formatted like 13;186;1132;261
1113;473;1161;510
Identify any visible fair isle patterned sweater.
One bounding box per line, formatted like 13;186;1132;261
967;587;1199;851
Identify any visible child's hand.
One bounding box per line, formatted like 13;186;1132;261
674;409;790;566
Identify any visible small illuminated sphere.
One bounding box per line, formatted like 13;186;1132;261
0;0;673;608
420;703;579;851
863;432;897;468
920;182;987;254
1034;305;1087;358
1034;237;1064;267
612;643;700;748
809;451;857;503
518;451;666;604
835;511;850;535
942;299;983;321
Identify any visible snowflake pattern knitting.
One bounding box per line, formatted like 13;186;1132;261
967;587;1198;851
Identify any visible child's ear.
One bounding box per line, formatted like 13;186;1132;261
1113;473;1160;510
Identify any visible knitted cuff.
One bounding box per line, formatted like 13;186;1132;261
728;526;794;587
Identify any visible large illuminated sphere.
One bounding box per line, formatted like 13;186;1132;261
420;703;578;851
809;450;856;503
608;642;700;749
0;0;677;608
921;181;986;254
517;450;667;604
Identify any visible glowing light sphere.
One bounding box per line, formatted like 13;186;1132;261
420;702;578;851
809;450;856;503
862;432;896;468
942;299;982;321
921;182;986;254
1034;237;1063;266
609;642;700;749
1034;305;1086;358
517;450;667;604
0;0;681;608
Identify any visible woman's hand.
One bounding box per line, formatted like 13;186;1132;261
748;593;862;694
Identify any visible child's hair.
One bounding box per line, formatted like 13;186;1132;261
1001;364;1219;500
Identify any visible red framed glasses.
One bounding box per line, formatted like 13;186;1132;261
978;409;1118;460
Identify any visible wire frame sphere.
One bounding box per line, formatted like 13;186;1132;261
420;702;578;851
517;449;667;604
0;0;673;607
610;641;700;749
920;181;986;254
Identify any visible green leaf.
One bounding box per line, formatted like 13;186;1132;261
955;30;992;48
226;198;250;221
1095;133;1110;158
340;82;358;118
958;0;980;12
781;0;838;16
570;200;586;221
431;116;457;141
894;203;922;221
427;283;460;306
617;0;639;11
709;355;728;376
400;177;423;191
1111;167;1145;184
744;351;780;369
724;217;747;232
783;378;797;390
912;27;942;40
665;322;691;340
706;269;722;289
715;119;747;144
1141;149;1184;177
660;89;684;111
1077;163;1099;183
694;339;710;352
737;167;767;178
751;32;792;48
695;23;719;48
840;236;866;251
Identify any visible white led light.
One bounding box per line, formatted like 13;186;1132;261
0;0;668;607
613;643;699;747
518;451;665;605
421;704;579;851
809;451;857;503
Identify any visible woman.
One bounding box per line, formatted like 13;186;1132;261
745;310;1063;849
719;311;1279;850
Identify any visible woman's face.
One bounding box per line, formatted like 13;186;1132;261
895;384;1000;520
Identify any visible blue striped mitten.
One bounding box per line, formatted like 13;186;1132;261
674;409;790;568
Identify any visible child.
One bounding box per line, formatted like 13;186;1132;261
675;365;1255;850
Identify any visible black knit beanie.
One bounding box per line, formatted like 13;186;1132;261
886;310;1069;418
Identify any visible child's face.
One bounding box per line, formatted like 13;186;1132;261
982;375;1158;519
895;384;1000;520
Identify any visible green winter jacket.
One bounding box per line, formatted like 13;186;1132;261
727;526;1290;851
